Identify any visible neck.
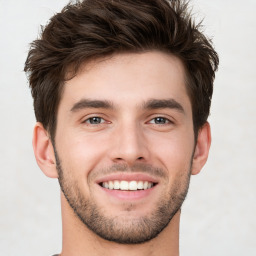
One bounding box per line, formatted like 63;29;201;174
60;193;180;256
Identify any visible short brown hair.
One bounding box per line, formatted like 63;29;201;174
24;0;219;140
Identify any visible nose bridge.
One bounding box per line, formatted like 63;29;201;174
110;117;148;164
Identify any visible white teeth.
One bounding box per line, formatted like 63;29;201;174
120;181;129;190
114;180;120;189
101;180;154;190
108;181;114;190
137;181;143;189
143;181;148;190
129;181;137;191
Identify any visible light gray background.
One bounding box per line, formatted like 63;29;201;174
0;0;255;255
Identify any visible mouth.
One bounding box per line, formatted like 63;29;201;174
99;180;157;191
95;173;159;200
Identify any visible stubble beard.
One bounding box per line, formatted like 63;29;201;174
55;150;192;244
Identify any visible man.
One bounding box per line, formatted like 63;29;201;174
24;0;218;255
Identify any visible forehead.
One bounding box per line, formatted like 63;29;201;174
60;51;191;113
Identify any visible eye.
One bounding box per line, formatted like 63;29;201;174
84;117;105;125
148;117;172;125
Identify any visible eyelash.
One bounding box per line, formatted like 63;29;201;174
148;117;172;125
83;116;107;125
82;116;173;126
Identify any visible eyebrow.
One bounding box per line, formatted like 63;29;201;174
143;99;185;113
70;99;114;112
70;98;185;114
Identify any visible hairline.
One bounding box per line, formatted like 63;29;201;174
48;50;202;143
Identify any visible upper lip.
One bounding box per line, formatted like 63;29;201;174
95;173;159;184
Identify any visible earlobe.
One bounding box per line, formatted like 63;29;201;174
32;122;58;178
191;122;211;175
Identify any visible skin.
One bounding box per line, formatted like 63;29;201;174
33;51;211;256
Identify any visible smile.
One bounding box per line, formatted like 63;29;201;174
100;180;157;191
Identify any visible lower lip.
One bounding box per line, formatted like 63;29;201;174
99;185;157;200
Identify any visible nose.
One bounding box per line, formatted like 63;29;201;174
109;122;149;166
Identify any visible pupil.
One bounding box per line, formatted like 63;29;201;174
155;117;165;124
90;117;101;124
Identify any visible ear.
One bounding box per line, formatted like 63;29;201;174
191;122;211;175
32;122;58;178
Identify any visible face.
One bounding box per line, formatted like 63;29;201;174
54;51;195;244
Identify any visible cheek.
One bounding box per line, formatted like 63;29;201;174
149;130;194;174
56;130;110;178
